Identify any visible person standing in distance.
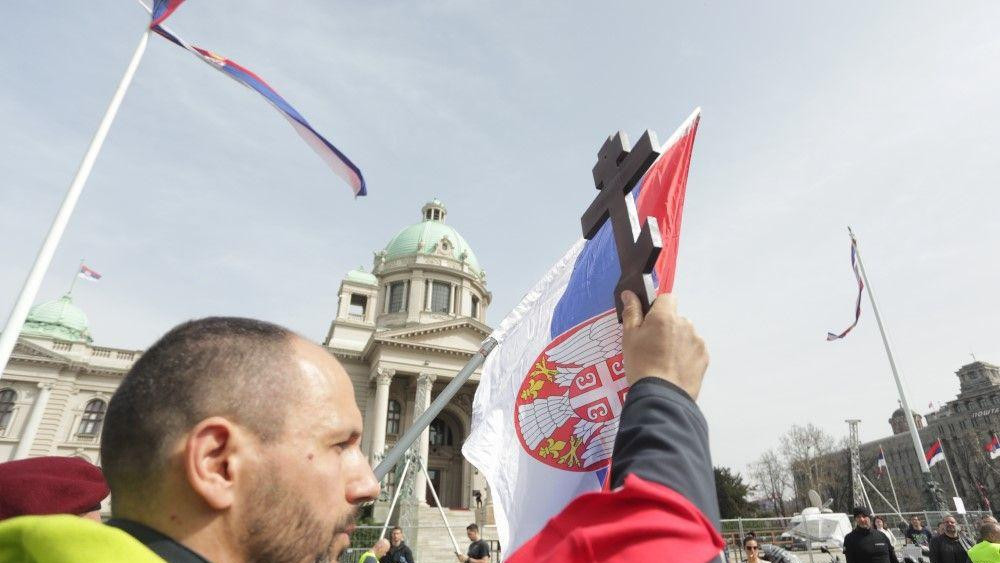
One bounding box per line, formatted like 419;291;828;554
907;516;933;547
359;539;390;563
381;526;414;563
929;515;971;563
844;506;899;563
456;523;489;563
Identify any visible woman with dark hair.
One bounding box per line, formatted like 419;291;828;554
743;535;764;563
874;515;897;544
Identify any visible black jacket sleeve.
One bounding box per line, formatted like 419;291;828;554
610;377;721;528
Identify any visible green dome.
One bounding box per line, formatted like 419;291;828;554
345;267;377;286
383;200;482;274
22;294;92;343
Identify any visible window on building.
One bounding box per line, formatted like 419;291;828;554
0;389;15;430
349;294;367;318
430;281;451;313
78;399;106;436
471;295;480;319
386;400;401;436
429;418;454;446
388;282;407;313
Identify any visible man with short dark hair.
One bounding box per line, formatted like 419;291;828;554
456;523;489;563
844;506;900;563
929;515;971;563
382;526;414;563
100;317;380;563
907;515;934;547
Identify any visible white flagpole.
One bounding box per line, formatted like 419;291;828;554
0;29;150;382
884;453;902;513
420;460;461;554
849;228;934;477
939;440;961;501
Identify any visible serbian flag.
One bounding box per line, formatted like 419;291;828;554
875;447;888;477
463;109;700;552
827;236;863;340
147;1;366;196
985;434;1000;460
925;439;945;468
78;265;102;282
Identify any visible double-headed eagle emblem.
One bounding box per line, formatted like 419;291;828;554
513;311;628;472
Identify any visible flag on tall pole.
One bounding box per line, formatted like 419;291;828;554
77;265;102;283
827;237;863;340
925;439;945;468
148;0;367;196
875;446;888;477
463;109;701;552
985;434;1000;460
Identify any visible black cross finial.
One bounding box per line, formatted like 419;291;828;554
581;130;662;321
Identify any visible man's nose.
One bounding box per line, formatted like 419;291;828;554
345;450;380;504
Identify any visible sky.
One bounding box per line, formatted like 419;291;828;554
3;1;1000;480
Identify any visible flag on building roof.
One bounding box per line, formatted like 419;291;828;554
147;1;366;196
985;434;1000;460
827;237;863;340
875;446;888;477
925;439;945;468
463;109;701;553
77;265;102;283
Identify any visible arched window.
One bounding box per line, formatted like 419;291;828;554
386;400;401;436
429;417;454;446
78;399;106;436
0;389;16;430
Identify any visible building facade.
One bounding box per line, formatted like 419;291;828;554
1;199;494;519
800;361;1000;512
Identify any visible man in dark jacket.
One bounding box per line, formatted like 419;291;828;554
844;506;900;563
382;526;414;563
930;515;971;563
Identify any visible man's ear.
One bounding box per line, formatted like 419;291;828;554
183;416;249;511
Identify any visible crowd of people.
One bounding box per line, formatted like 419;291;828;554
841;508;1000;563
0;291;727;562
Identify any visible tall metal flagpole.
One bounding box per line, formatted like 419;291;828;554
67;259;85;296
848;227;948;511
883;450;902;514
0;30;151;382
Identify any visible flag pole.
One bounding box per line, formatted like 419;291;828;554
373;338;497;480
67;259;85;296
884;451;902;514
848;227;948;511
939;440;961;501
0;29;151;382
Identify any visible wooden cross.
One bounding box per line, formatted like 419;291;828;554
580;130;663;321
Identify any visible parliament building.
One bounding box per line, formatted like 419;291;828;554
0;199;495;528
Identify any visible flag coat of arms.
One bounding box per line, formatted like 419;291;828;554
985;434;1000;460
925;439;945;468
463;109;701;552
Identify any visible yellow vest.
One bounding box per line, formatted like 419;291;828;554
0;515;164;563
969;540;1000;563
358;549;379;563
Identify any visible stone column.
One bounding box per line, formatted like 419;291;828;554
13;383;52;460
411;372;436;504
407;273;425;323
368;367;394;463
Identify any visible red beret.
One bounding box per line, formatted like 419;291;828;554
0;456;110;520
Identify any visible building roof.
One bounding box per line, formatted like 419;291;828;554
383;200;481;274
21;294;92;343
345;267;377;286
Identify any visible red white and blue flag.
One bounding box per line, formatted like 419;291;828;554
78;265;102;283
148;0;366;196
985;434;1000;460
925;439;945;468
827;237;863;340
876;446;888;477
463;109;701;552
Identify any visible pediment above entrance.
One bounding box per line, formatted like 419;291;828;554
364;319;492;359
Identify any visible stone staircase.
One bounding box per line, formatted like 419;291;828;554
415;505;476;562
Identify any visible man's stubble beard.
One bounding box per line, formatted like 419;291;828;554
241;461;356;563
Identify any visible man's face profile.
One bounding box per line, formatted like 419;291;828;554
236;337;378;562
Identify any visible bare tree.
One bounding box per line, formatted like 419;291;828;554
781;423;837;508
749;449;792;517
